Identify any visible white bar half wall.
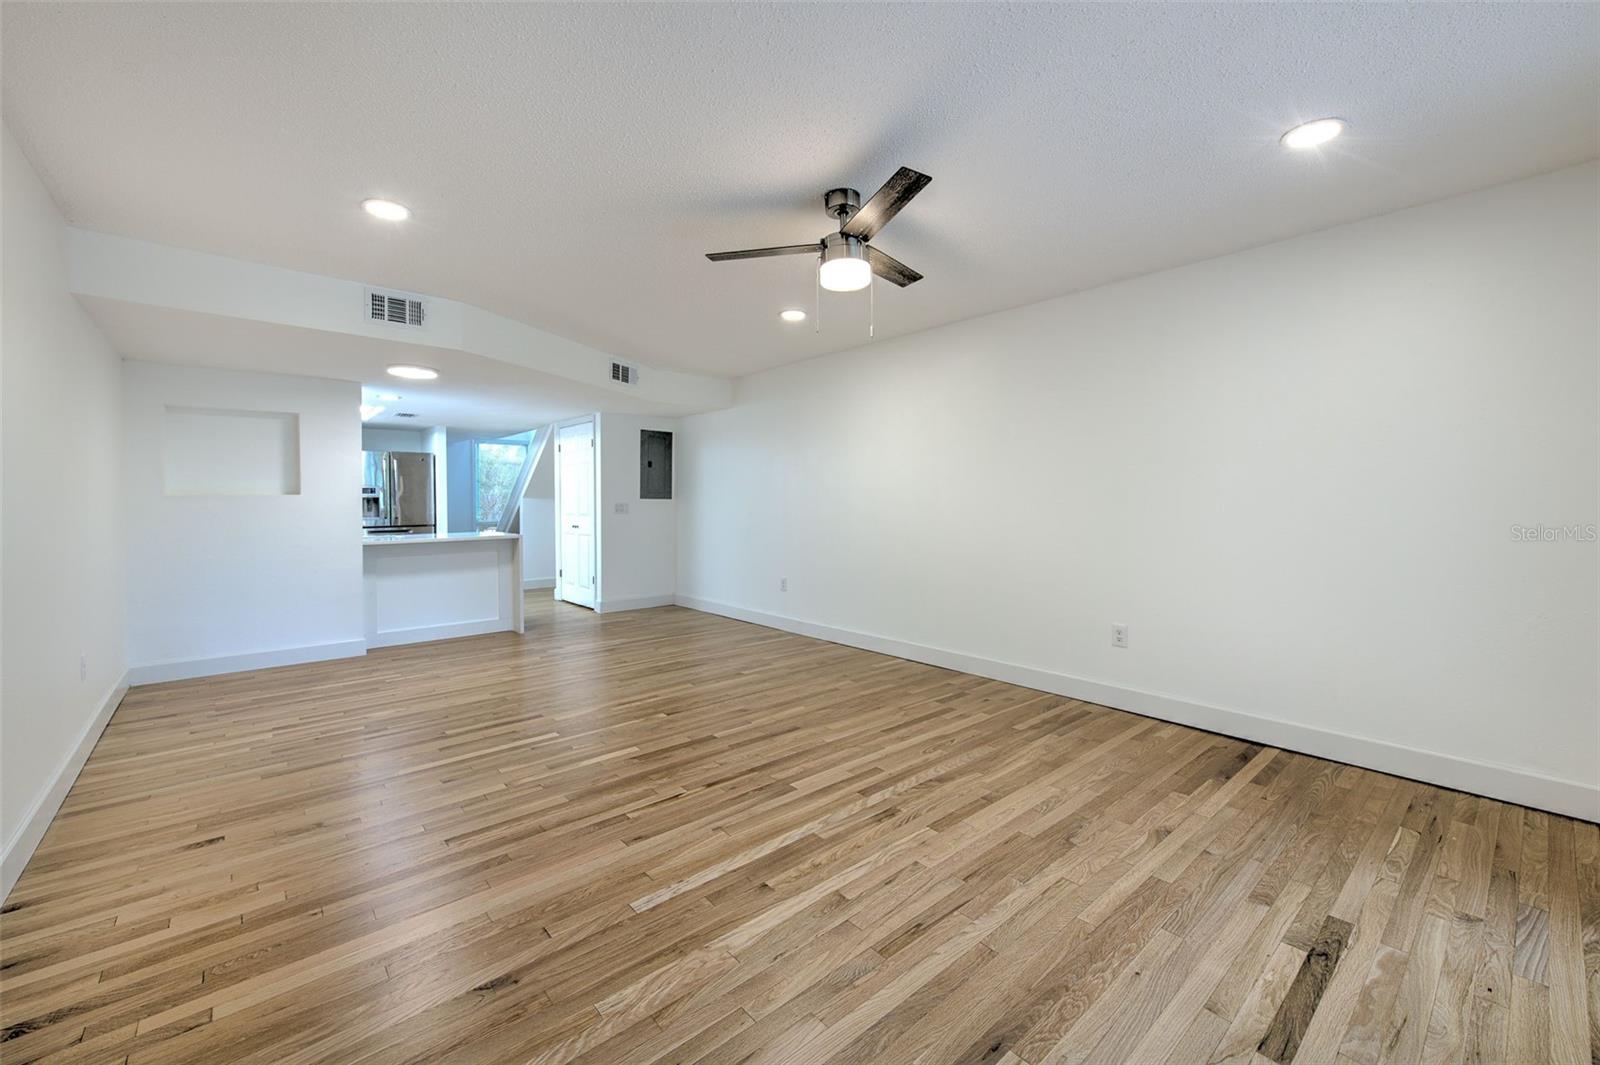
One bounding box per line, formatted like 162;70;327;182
675;162;1600;821
364;533;523;647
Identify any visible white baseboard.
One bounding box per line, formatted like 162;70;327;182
674;595;1600;823
523;577;556;590
366;614;515;646
127;640;368;685
596;594;678;614
368;619;514;648
3;672;129;900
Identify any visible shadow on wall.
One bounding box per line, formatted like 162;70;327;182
522;441;557;584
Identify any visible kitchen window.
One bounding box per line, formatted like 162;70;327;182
473;435;532;530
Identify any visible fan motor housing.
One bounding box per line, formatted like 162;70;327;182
824;188;861;224
820;232;866;263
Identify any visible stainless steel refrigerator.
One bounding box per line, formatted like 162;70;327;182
362;451;436;534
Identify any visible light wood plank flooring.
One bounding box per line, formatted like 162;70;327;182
2;594;1595;1064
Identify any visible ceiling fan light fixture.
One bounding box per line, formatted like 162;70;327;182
820;258;872;292
705;166;930;294
819;234;872;292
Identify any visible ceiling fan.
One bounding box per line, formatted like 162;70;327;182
706;167;931;292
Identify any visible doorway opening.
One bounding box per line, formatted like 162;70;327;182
554;418;597;609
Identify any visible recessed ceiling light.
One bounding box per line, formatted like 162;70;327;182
386;365;438;380
780;309;807;323
1280;118;1346;150
362;198;411;221
373;392;403;401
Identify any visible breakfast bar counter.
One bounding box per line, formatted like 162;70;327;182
362;532;523;648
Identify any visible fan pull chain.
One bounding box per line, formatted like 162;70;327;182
814;267;820;333
869;277;875;338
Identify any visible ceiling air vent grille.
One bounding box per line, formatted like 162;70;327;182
611;362;638;385
369;290;425;327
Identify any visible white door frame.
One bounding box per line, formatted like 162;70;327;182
552;415;598;607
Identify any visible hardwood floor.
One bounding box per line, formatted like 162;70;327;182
2;594;1595;1064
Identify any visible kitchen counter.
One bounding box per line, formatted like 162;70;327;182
363;531;523;647
363;531;520;546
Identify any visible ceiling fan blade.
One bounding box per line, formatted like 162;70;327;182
705;243;821;261
865;245;923;287
841;167;931;240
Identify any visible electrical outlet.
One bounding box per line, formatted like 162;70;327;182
613;502;629;515
779;577;788;592
79;653;88;681
1111;623;1130;649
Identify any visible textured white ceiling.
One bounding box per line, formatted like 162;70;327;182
5;3;1597;378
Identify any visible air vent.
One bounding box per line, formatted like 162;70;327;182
368;290;425;327
611;361;638;385
394;412;418;418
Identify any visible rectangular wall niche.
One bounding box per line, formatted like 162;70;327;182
163;406;301;496
640;430;673;499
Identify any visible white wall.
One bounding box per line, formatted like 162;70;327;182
446;434;475;532
1;126;128;894
677;162;1600;820
67;227;734;414
123;361;364;680
522;443;556;586
426;425;449;534
599;413;678;610
361;427;427;452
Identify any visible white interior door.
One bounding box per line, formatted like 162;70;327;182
556;421;596;608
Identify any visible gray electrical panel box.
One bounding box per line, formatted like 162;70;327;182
640;430;673;499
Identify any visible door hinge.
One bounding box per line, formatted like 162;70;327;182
558;568;563;577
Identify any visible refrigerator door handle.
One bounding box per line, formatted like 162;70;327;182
387;453;399;526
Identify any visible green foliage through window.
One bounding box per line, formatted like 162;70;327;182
474;439;529;528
